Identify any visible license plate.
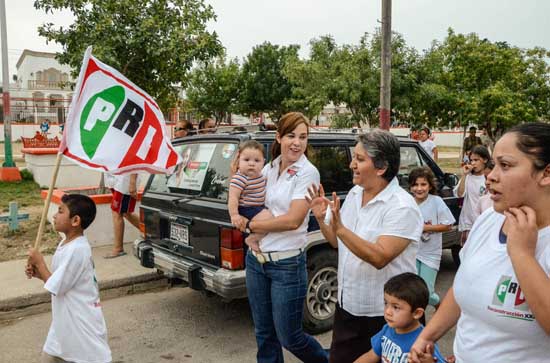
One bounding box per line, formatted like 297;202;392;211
170;223;189;245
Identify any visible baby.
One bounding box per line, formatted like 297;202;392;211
228;140;272;251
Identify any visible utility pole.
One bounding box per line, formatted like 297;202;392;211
379;0;392;130
0;0;21;181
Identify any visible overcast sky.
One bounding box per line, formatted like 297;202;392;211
2;0;549;81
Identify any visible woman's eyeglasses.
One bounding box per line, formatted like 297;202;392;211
174;127;184;131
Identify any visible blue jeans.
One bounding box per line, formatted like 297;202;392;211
246;251;329;363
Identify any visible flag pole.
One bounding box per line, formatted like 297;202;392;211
34;152;63;249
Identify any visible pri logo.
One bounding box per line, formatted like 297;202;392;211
79;85;163;165
492;275;528;312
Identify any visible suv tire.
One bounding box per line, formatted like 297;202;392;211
303;248;338;334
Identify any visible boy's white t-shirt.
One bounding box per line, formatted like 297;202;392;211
419;139;437;159
453;209;550;362
417;194;456;270
454;174;486;231
43;236;111;363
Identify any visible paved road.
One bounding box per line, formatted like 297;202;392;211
0;251;457;363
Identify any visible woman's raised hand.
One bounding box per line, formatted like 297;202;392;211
503;206;538;258
306;184;330;220
329;192;344;233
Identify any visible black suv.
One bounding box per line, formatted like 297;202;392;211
134;130;461;333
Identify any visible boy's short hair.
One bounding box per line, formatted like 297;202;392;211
61;194;97;230
384;272;429;311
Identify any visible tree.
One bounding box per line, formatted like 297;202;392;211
283;36;336;121
238;42;299;121
34;0;223;112
186;57;240;124
414;29;550;137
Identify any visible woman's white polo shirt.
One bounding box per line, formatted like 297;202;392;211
337;178;423;316
260;154;320;252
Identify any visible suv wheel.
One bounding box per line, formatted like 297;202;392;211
451;245;461;268
303;248;338;334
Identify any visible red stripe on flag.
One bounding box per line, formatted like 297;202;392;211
166;149;178;169
118;102;163;168
63;149;108;171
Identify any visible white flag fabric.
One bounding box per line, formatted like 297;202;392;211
59;47;181;174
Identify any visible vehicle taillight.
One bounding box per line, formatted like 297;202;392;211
220;227;244;270
139;207;145;235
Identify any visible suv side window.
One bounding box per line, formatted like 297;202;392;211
398;146;423;188
309;145;353;193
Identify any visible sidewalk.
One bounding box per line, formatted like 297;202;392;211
0;242;167;321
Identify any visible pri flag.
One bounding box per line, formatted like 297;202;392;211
60;47;181;174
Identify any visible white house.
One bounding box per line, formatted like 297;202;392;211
9;49;75;124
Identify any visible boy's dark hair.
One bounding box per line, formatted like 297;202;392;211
61;194;97;230
408;166;438;195
240;139;265;157
384;273;429;311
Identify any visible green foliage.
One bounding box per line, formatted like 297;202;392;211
330;114;354;129
413;29;550;136
19;169;34;181
238;42;299;121
283;36;336;120
0;179;43;211
34;0;223;112
186;56;241;123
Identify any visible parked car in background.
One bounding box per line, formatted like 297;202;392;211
134;130;461;333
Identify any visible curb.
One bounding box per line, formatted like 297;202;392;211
0;271;168;321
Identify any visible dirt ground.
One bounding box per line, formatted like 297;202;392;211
0;205;59;263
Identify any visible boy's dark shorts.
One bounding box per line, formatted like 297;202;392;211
238;205;266;221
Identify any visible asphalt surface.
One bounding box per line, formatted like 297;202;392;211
0;251;458;363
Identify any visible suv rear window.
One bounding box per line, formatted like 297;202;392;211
148;142;238;201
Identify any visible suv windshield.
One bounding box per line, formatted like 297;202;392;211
148;142;238;201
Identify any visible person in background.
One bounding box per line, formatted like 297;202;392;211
173;120;195;138
198;118;216;134
40;119;50;137
409;167;455;309
454;145;490;246
409;122;550;362
418;127;438;162
104;173;140;258
306;129;423;363
473;160;495;219
479;127;494;153
461;126;482;162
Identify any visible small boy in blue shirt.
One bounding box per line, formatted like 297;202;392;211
354;273;448;363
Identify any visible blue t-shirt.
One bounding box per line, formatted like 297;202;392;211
371;324;446;363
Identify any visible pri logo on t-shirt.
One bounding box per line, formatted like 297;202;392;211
487;275;535;321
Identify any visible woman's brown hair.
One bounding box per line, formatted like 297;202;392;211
270;112;310;163
408;166;438;195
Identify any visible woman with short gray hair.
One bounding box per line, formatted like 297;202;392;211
307;129;423;363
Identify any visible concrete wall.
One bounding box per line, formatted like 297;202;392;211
46;197;142;247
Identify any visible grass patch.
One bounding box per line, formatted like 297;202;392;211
438;146;461;153
438;158;462;175
0;179;44;212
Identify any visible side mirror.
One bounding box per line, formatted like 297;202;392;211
444;173;459;188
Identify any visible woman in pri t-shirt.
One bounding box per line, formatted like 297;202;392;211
409;122;550;363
